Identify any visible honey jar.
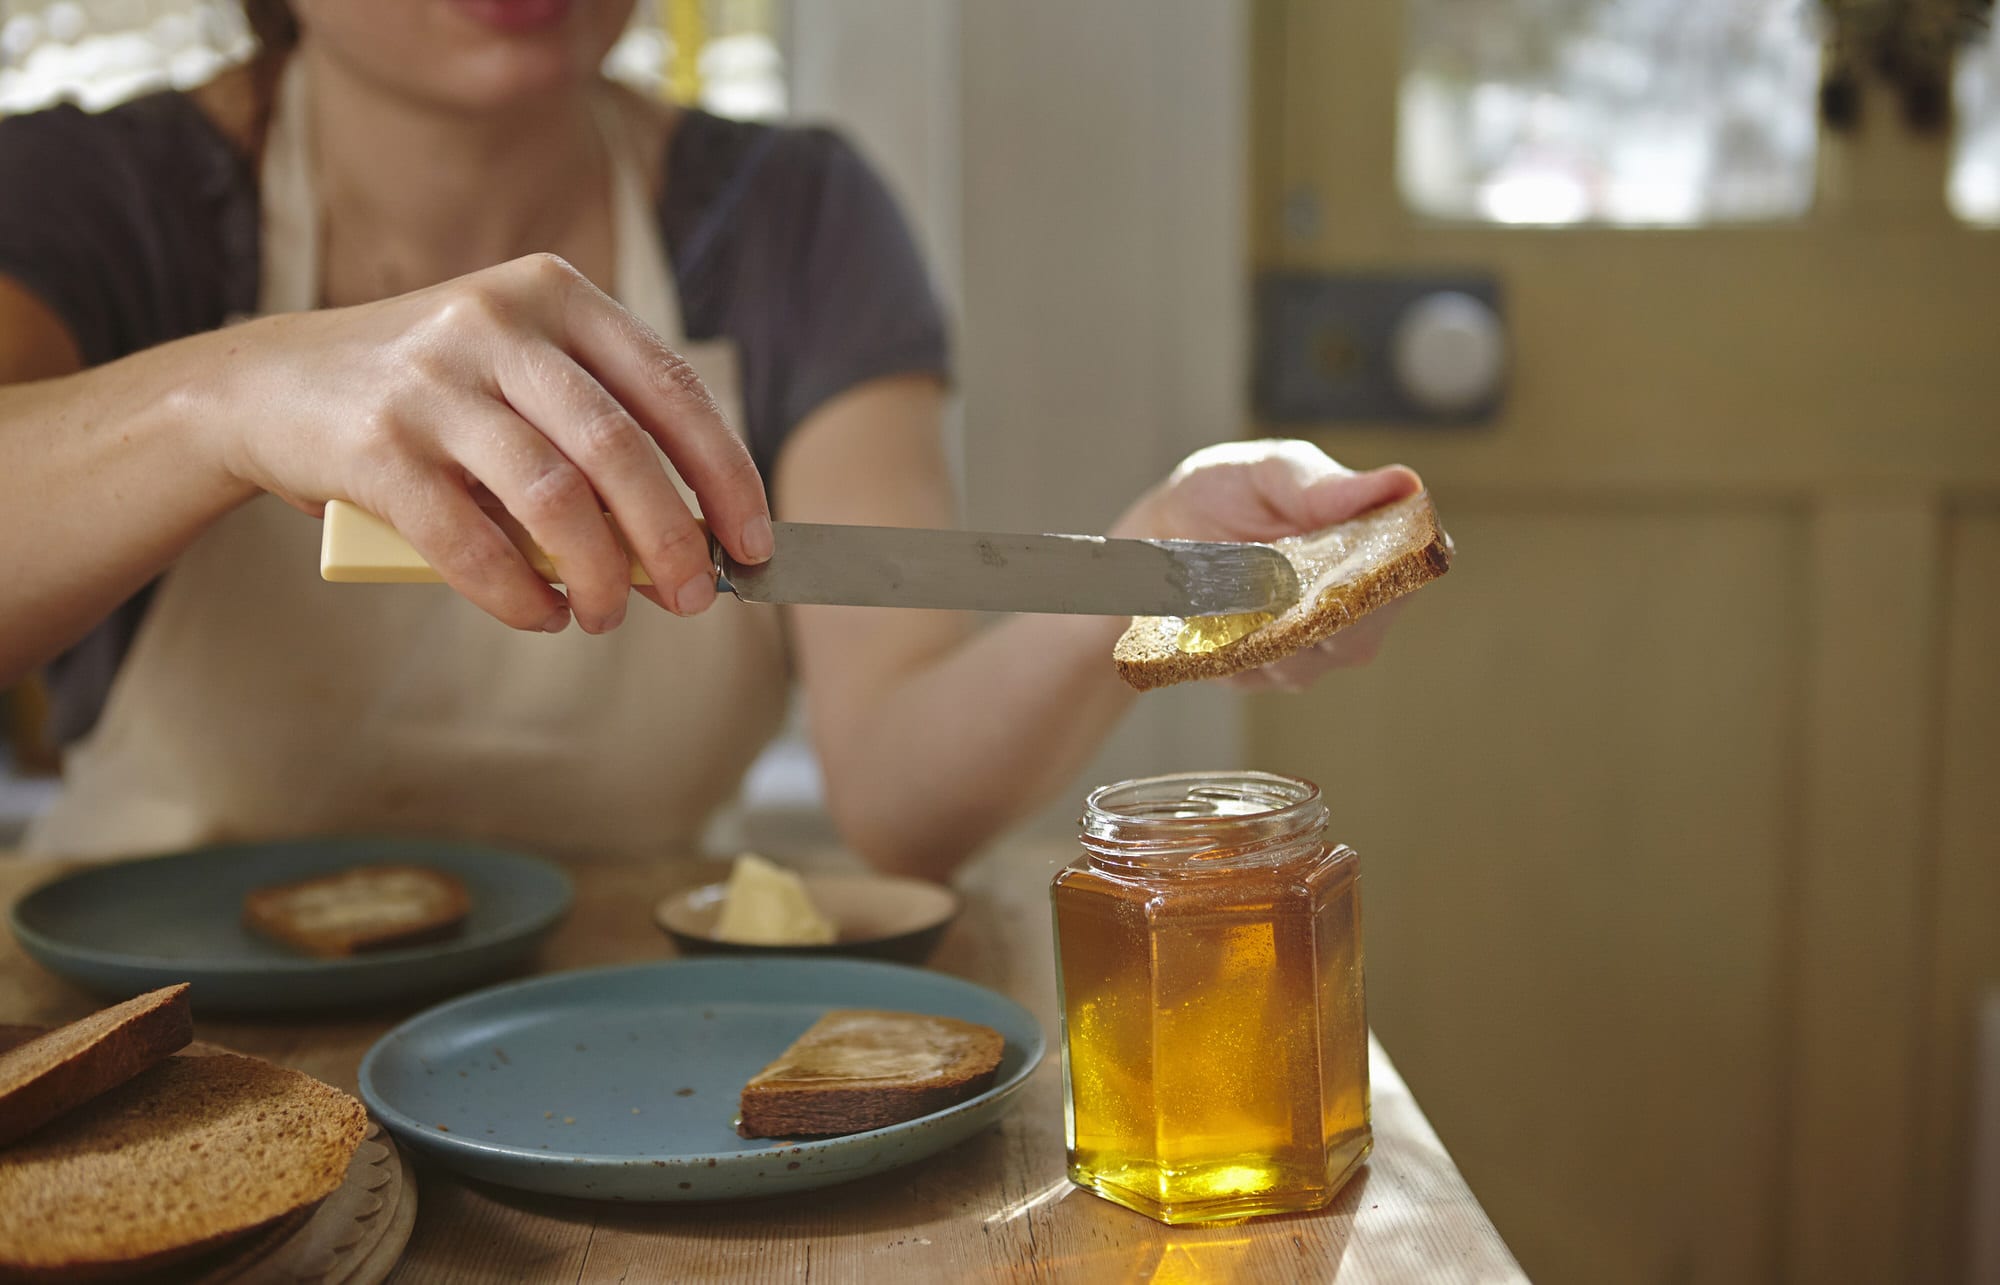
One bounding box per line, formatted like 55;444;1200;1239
1051;771;1370;1224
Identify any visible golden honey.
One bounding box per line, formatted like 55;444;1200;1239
1052;772;1369;1224
1172;611;1274;654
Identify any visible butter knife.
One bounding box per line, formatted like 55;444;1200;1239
320;500;1298;618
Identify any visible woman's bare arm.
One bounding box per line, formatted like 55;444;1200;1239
0;255;775;688
0;277;255;685
779;377;1420;880
777;376;1134;877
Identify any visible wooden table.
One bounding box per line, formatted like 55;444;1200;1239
0;845;1524;1284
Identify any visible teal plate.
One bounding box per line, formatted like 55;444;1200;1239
358;958;1046;1202
9;837;572;1014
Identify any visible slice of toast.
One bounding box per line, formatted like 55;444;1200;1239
0;1052;368;1281
1114;490;1453;691
0;984;192;1149
738;1009;1005;1139
244;864;470;958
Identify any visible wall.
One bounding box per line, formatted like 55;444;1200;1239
785;0;1256;837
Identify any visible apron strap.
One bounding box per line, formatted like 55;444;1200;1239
260;56;320;317
259;56;688;349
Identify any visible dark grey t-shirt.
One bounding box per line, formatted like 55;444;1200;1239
0;91;949;744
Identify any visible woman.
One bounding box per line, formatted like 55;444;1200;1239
0;0;1419;875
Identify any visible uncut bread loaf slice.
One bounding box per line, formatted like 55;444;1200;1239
738;1010;1005;1139
244;864;470;957
0;984;192;1149
0;1052;368;1282
1114;490;1453;691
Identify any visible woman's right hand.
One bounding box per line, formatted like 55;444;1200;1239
206;253;773;635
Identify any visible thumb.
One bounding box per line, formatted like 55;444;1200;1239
1297;464;1422;530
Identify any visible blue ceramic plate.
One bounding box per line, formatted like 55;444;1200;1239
9;837;572;1013
358;957;1045;1202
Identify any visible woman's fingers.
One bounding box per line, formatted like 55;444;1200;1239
1297;464;1422;529
264;256;774;632
551;264;773;568
373;473;571;633
496;349;715;618
443;404;633;634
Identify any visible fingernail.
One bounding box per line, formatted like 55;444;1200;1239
600;601;627;632
541;607;571;634
673;572;716;615
740;514;774;563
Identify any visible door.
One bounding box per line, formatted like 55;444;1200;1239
1249;4;2000;1283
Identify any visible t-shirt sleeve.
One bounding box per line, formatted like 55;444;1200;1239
776;129;951;437
0;97;243;368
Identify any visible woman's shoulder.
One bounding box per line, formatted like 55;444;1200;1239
0;76;246;174
659;104;906;279
0;75;259;367
601;84;869;217
667;105;874;197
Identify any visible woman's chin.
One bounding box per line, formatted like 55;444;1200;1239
416;46;603;113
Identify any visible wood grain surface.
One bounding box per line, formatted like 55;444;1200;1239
0;845;1522;1283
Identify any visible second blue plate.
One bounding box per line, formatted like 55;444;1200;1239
358;957;1046;1202
9;837;572;1013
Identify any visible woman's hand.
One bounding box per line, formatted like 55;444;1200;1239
1109;439;1423;691
208;253;772;635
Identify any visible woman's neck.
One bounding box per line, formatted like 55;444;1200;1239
302;43;613;303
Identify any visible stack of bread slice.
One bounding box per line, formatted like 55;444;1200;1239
0;984;369;1281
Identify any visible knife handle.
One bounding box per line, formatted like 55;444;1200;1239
319;499;724;589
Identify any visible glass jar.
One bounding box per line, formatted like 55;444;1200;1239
1051;771;1370;1225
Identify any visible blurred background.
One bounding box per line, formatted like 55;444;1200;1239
3;1;1998;1281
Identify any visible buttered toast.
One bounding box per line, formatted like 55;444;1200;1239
1114;490;1452;691
738;1009;1005;1138
244;864;470;957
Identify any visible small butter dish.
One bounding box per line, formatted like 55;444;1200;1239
655;873;960;965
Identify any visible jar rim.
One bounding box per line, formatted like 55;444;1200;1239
1084;770;1322;825
1080;771;1327;870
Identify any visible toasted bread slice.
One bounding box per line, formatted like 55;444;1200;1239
0;984;192;1149
0;1052;368;1282
1114;490;1452;691
738;1009;1005;1139
244;864;470;958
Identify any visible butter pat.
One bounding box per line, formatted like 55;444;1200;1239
712;854;838;946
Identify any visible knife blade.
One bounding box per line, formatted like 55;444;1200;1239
712;523;1299;617
319;500;1300;617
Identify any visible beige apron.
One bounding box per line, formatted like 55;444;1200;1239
26;62;789;861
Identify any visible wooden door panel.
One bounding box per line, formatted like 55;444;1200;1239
1252;503;1802;1284
1915;508;2000;1285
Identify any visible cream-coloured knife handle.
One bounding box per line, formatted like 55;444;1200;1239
320;499;660;586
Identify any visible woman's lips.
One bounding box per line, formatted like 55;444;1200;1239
447;0;575;34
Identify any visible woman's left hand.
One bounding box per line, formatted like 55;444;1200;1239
1109;439;1423;692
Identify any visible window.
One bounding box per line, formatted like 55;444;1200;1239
1399;0;1821;225
0;1;252;113
0;0;785;119
1950;17;2000;224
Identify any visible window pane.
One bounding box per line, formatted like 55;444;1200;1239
0;1;254;114
604;0;787;121
1400;0;1821;226
1950;20;2000;225
0;0;786;121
